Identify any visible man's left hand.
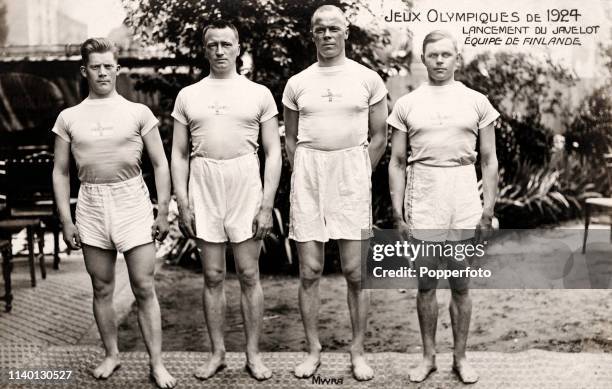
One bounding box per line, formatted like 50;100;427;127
151;215;170;242
252;207;273;240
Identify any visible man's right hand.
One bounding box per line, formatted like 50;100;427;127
394;218;411;242
178;204;196;238
62;222;81;250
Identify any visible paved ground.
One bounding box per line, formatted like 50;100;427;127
0;252;132;347
1;232;611;388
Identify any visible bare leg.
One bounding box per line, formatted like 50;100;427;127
194;240;227;380
232;238;271;380
294;241;324;378
338;239;373;381
450;287;478;383
409;288;438;382
124;243;176;388
82;244;121;379
447;239;478;384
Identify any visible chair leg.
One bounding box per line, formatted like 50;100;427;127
582;204;590;254
26;226;36;287
53;225;60;270
37;226;46;280
1;243;13;312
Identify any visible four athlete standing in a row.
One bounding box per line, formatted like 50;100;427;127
52;4;498;388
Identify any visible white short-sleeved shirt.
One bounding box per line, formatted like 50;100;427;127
282;59;388;151
387;81;500;167
52;94;158;184
171;76;278;159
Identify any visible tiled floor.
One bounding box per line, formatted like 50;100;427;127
1;347;612;388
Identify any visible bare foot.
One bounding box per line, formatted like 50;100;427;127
150;364;177;389
408;357;437;383
453;358;479;384
194;353;226;380
351;353;374;381
91;355;121;379
245;354;272;381
294;353;321;378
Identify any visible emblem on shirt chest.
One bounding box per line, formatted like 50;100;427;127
321;88;343;102
208;100;228;115
430;111;451;126
91;121;113;137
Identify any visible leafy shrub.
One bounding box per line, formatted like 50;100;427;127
493;155;605;228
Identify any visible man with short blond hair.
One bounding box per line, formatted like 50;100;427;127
52;37;176;389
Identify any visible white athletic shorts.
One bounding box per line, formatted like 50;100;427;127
404;163;483;242
189;152;262;243
76;174;154;253
290;145;372;242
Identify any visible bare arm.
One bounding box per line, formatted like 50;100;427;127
143;126;171;241
52;136;80;249
260;117;282;211
283;105;299;170
388;128;409;235
367;97;388;169
253;117;282;240
478;123;499;223
170;119;196;237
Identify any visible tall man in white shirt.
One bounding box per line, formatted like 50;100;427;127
388;30;499;384
171;20;282;381
283;5;388;381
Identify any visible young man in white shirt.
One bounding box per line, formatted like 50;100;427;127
388;30;499;384
52;37;176;389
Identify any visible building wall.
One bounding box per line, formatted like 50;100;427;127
57;10;86;43
4;0;85;46
5;0;27;45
